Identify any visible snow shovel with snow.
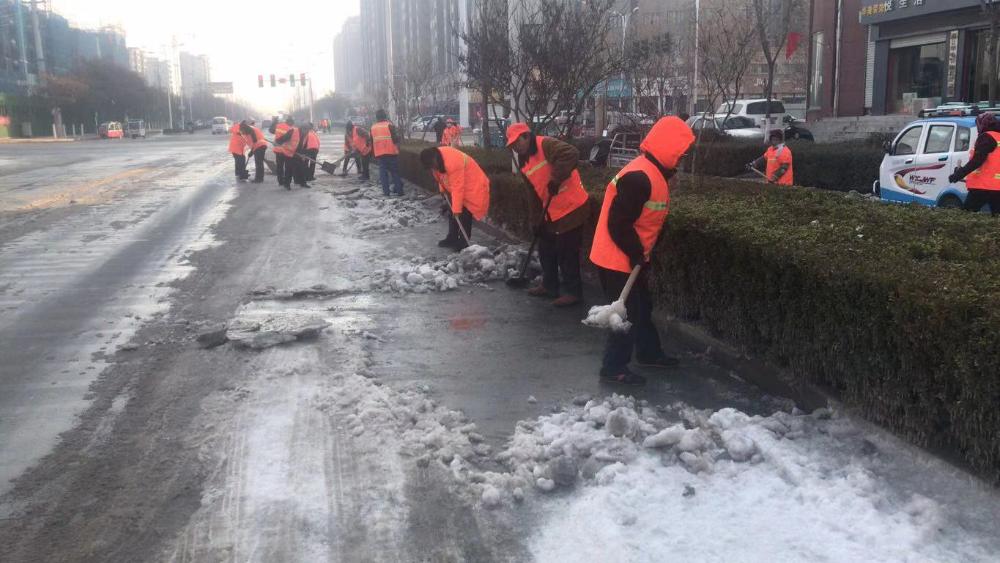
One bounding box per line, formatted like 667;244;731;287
506;194;554;288
442;192;472;246
582;265;641;332
264;138;345;175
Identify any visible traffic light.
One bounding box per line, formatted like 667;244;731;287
270;74;276;87
300;73;306;84
290;74;296;87
258;74;264;88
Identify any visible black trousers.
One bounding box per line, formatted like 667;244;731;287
598;266;664;372
283;154;306;186
304;149;319;180
275;153;287;186
251;147;266;181
446;208;473;243
232;153;248;179
963;188;1000;215
538;224;583;297
357;153;370;179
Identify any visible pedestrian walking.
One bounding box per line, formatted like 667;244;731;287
371;109;404;196
242;121;268;183
228;120;250;181
949;112;1000;215
589;116;694;385
748;130;794;185
420;146;490;251
302;123;321;182
507;122;590;307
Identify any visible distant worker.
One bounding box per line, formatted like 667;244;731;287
507;122;590;307
342;121;371;182
371;109;404;196
433;116;447;144
228;120;250;181
949;112;1000;215
302;123;321;182
748;129;794;185
589;116;695;385
441;118;463;147
420;146;490;251
274;116;301;189
241;121;268;183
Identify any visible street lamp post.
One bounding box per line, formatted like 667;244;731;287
613;6;639;113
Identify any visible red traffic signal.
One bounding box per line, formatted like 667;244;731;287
300;73;306;84
270;74;276;87
258;74;264;88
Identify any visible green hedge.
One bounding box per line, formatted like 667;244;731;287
684;140;885;192
393;143;1000;483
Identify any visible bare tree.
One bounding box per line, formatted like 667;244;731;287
691;2;757;175
458;0;511;147
750;0;802;131
400;44;437;138
982;1;1000;106
626;32;673;119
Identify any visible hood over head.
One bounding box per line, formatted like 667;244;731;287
639;116;695;169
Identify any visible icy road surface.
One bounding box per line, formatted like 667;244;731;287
1;132;998;562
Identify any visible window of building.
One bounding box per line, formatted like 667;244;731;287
887;41;946;114
923;125;954;154
809;31;824;109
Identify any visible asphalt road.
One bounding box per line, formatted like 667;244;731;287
1;132;997;562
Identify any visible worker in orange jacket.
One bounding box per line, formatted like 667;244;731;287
371;109;404;196
420;146;490;250
590;116;694;385
228;120;250;181
274;117;303;189
342;121;372;181
748;129;794;185
241;121;268;183
949;111;1000;215
302;123;321;182
507;122;590;307
441;118;462;147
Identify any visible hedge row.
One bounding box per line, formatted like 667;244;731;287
393;140;1000;483
685;140;885;192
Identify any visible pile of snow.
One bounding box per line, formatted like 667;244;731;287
582;300;630;332
364;244;534;294
336;185;442;233
226;306;331;349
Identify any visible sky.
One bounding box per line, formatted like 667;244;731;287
50;0;360;114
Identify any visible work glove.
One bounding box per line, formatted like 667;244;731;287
440;203;451;217
547;180;561;198
947;172;960;184
628;253;646;270
745;162;755;172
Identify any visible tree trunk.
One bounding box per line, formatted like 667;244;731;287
991;20;999;107
481;84;491;148
764;60;776;138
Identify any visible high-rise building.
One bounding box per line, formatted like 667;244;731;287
334;16;363;95
128;47;145;75
178;51;210;98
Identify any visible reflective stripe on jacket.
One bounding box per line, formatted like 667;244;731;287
371;121;399;156
432;146;490;220
765;144;794;186
519;135;589;222
228;123;249;154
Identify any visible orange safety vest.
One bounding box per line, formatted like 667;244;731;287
228;123;249;154
432;147;490;220
352;128;371;156
765;144;794;186
371;120;399;156
520;136;590;222
441;124;462;147
590;154;669;273
967;131;1000;190
273;123;299;157
250;126;268;150
305;130;320;150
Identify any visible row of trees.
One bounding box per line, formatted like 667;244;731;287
26;59;255;134
453;0;804;146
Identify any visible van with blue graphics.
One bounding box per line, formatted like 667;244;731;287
875;117;974;208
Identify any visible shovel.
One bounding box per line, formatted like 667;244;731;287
506;194;554;288
582;265;641;332
265;137;345;175
746;165;770;181
442;192;472;246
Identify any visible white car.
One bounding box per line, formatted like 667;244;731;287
211;117;229;135
875;117;974;208
716;99;789;128
686;114;762;140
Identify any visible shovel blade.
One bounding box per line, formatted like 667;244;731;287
320;162;338;175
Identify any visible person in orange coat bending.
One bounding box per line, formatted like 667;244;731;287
420;146;490;251
228;120;250;181
748;129;794;185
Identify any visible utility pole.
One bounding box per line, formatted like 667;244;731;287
691;0;700;116
29;0;45;78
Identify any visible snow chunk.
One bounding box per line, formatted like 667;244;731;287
481;486;502;508
643;424;686;449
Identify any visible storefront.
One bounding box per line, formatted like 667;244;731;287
862;0;989;115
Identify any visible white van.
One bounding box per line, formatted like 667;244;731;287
875;117;974;208
211;117;229;135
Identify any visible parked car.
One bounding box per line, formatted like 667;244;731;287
126;119;146;139
211;117;229;135
410;115;435;132
716;99;790;128
99;121;123;139
874;117;974;208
